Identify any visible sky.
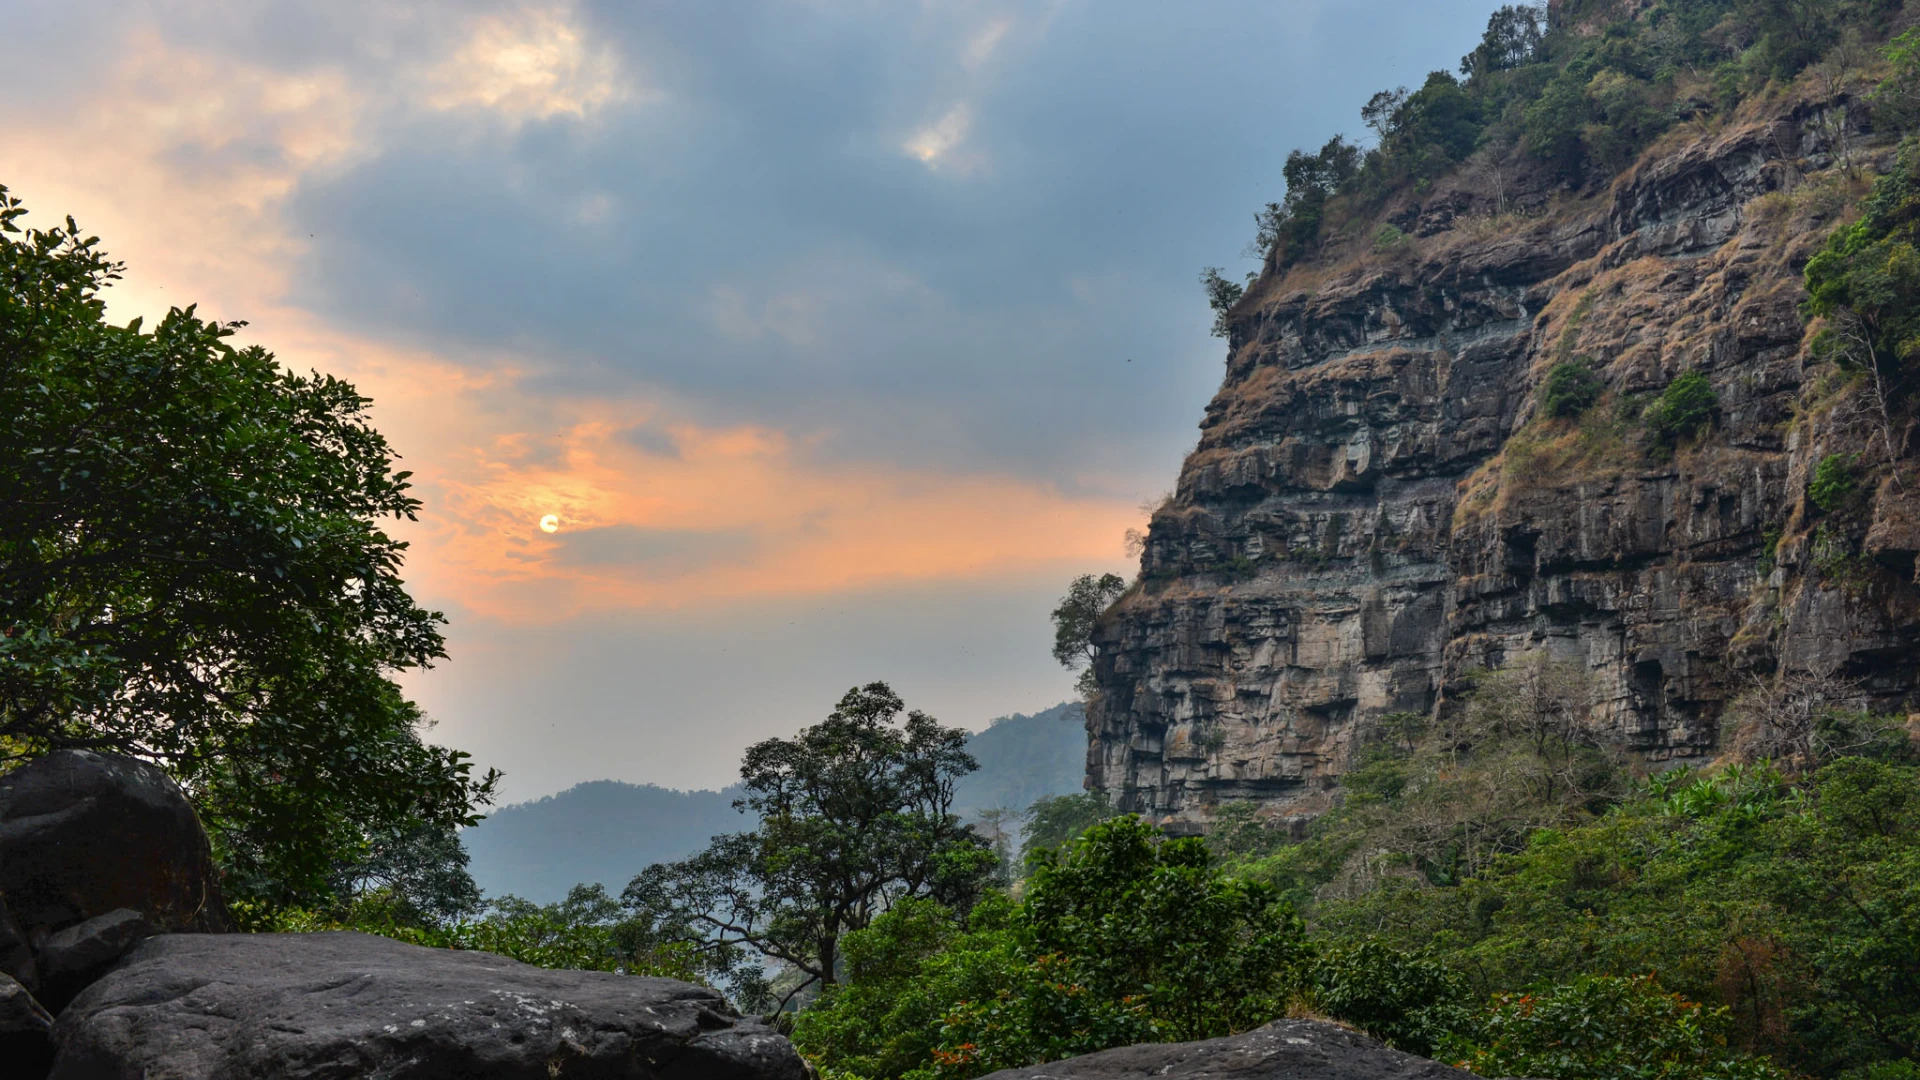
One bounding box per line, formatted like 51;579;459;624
4;0;1498;802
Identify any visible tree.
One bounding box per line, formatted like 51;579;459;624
331;822;483;928
1362;87;1410;145
0;185;498;905
1805;141;1920;467
624;682;994;1011
1020;791;1118;868
1460;3;1547;81
1051;573;1126;697
1198;267;1247;337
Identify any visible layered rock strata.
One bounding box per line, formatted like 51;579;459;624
1089;98;1919;832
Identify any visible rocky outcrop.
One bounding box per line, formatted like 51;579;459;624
0;750;230;946
51;931;808;1080
1088;90;1912;831
976;1018;1474;1080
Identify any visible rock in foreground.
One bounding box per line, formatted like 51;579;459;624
0;750;229;944
52;932;808;1080
978;1019;1473;1080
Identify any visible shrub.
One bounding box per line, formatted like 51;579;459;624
1310;940;1472;1057
1372;223;1410;254
1438;974;1794;1080
1647;371;1718;443
1809;453;1859;513
1541;361;1603;418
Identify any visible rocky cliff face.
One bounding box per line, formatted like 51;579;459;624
1088;93;1920;833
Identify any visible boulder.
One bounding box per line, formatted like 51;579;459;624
0;971;55;1076
976;1019;1475;1080
0;898;37;991
0;750;230;940
36;909;153;1012
52;931;809;1080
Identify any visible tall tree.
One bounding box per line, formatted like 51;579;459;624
1051;573;1127;697
0;185;498;904
624;682;993;1011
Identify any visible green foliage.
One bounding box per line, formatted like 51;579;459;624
1876;28;1920;131
795;817;1313;1080
1439;974;1793;1080
625;682;994;1010
1809;452;1860;512
1051;573;1127;697
1021;791;1119;868
0;185;498;906
1372;223;1410;254
1804;141;1920;400
331;823;483;927
1460;4;1547;82
1313;755;1920;1077
1199;267;1247;338
1308;940;1472;1057
1542;361;1604;418
240;883;702;980
1647;371;1718;444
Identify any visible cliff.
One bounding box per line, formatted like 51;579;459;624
1088;69;1920;832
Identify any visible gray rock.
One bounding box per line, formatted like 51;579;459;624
0;971;53;1036
0;971;55;1077
0;750;230;939
37;908;153;1011
52;931;808;1080
977;1019;1473;1080
0;897;38;992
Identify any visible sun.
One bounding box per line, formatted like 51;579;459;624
539;514;560;534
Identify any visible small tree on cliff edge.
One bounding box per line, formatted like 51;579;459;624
624;682;993;1012
0;184;498;906
1052;573;1127;698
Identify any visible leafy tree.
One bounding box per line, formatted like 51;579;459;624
625;682;994;1011
1198;267;1247;337
1362;87;1410;145
1389;71;1484;178
798;817;1314;1080
0;185;498;905
1021;791;1118;867
1439;975;1793;1080
1461;3;1548;81
1050;572;1126;697
1873;28;1920;131
1805;141;1920;464
331;822;483;927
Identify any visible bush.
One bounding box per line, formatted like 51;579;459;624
1541;361;1603;418
1438;974;1793;1080
1809;453;1859;513
1647;371;1717;443
1309;940;1472;1057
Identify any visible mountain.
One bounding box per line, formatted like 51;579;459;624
950;702;1087;817
462;703;1087;902
1088;1;1920;834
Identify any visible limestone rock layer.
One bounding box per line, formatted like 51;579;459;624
1088;102;1920;833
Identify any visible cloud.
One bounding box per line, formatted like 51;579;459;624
427;5;637;122
4;0;1511;798
903;103;978;172
548;524;758;572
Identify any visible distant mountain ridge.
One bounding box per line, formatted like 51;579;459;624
463;702;1087;902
